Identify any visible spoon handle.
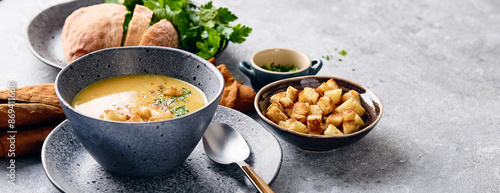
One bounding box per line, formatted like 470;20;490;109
238;162;275;193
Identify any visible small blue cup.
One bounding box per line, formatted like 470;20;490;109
239;48;322;87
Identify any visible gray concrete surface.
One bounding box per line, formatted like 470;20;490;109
1;0;499;192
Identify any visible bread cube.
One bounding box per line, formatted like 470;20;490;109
270;92;286;104
267;101;284;113
352;99;366;117
292;102;309;116
102;109;129;121
127;115;144;122
325;113;343;127
134;107;152;120
335;98;355;113
342;109;356;121
290;114;307;124
265;106;288;124
279;97;294;108
354;114;365;127
149;112;174;121
316;78;340;96
307;114;323;133
279;119;308;133
309;105;323;115
285;86;299;102
284;108;293;117
342;120;359;134
317;96;334;115
324;89;342;105
342;90;361;104
298;87;319;105
163;87;184;97
324;124;343;136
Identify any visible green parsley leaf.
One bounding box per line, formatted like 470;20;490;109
217;7;237;23
199;6;218;28
339;49;348;56
196;28;220;58
230;24;252;43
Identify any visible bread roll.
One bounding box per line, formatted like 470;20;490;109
61;4;127;63
139;19;179;48
123;5;153;46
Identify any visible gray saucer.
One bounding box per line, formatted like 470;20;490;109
41;106;282;192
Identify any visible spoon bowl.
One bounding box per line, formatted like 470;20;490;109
203;123;274;193
203;123;250;164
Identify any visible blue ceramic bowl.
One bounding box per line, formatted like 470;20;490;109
55;47;224;178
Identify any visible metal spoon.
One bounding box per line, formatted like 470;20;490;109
203;123;274;193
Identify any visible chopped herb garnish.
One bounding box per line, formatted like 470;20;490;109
352;68;355;71
262;62;299;72
154;88;192;107
170;105;189;117
323;49;347;62
322;55;333;61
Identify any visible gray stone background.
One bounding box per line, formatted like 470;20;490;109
1;0;499;192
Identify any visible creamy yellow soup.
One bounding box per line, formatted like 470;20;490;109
72;74;207;122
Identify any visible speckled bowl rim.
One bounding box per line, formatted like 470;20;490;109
250;48;312;75
255;75;384;139
55;46;225;125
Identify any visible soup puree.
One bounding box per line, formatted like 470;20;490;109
72;74;207;122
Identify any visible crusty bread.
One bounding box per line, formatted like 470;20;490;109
123;5;153;46
62;4;180;64
139;19;179;48
61;3;127;63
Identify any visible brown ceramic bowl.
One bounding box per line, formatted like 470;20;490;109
255;75;383;151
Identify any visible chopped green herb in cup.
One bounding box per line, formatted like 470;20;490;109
262;62;299;72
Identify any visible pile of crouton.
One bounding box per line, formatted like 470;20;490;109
265;78;366;135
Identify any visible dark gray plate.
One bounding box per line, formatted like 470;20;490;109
27;0;227;69
26;0;101;69
41;106;282;192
